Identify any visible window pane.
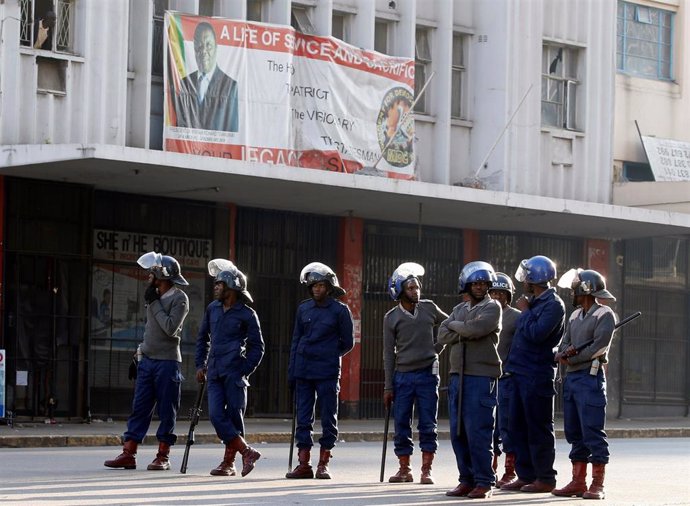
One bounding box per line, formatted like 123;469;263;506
414;63;427;113
375;21;388;53
452;35;463;66
199;0;213;16
247;0;262;21
564;48;577;78
56;0;72;52
415;28;430;60
451;69;462;118
625;55;657;76
332;14;344;40
541;101;560;128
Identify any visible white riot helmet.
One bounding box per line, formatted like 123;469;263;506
208;258;253;303
300;262;346;298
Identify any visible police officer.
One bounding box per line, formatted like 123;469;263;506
439;261;502;499
104;252;190;471
383;263;448;484
196;259;264;478
501;255;565;493
488;273;521;488
552;269;616;500
286;262;355;480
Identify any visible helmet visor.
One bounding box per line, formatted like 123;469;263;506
300;262;333;284
137;252;163;270
392;262;425;281
514;259;529;283
557;268;582;290
208;258;239;278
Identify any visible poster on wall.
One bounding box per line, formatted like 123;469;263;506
163;13;416;179
91;229;212;351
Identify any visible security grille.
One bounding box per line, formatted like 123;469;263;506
359;222;463;419
235;207;339;417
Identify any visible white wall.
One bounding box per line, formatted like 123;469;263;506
0;0;618;205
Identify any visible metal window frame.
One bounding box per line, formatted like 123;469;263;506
541;44;579;131
617;0;674;81
291;6;316;35
450;32;466;120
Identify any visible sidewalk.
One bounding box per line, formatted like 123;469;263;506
1;416;689;448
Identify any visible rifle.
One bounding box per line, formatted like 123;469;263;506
180;380;207;474
561;311;641;359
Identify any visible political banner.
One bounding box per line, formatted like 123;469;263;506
164;13;416;179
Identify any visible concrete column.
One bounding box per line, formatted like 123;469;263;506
337;216;364;418
432;0;453;184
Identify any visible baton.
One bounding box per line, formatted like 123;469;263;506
380;403;391;482
288;388;296;473
562;311;642;359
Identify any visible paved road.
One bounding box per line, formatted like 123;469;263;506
1;439;689;505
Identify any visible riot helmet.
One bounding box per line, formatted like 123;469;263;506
557;268;615;301
388;262;425;300
514;255;556;287
300;262;346;298
208;258;253;303
137;251;189;286
489;272;515;303
458;261;497;294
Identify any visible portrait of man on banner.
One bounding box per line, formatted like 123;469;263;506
169;20;239;132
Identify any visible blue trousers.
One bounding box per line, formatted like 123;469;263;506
448;374;497;488
294;378;339;450
507;372;557;484
207;374;248;443
562;368;609;464
124;357;183;445
392;367;440;456
493;375;514;455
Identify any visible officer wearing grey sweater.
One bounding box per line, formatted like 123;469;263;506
105;252;189;472
439;261;502;499
383;262;447;485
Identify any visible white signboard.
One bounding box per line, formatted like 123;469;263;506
164;13;416;179
0;349;5;418
641;135;690;182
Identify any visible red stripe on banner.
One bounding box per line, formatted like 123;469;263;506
177;16;414;86
165;139;414;180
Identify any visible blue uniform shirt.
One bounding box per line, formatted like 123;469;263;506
505;287;565;379
195;300;265;380
289;297;355;381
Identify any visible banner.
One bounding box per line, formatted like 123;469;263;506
640;135;690;182
164;13;416;179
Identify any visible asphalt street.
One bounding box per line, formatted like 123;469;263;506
1;439;689;505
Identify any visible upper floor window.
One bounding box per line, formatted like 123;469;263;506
332;12;352;42
451;33;468;120
151;0;168;77
541;44;580;130
414;27;432;114
375;19;392;54
247;0;263;22
291;5;316;35
20;0;74;52
617;1;674;80
199;0;214;17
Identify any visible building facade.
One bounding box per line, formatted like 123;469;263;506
1;0;688;422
